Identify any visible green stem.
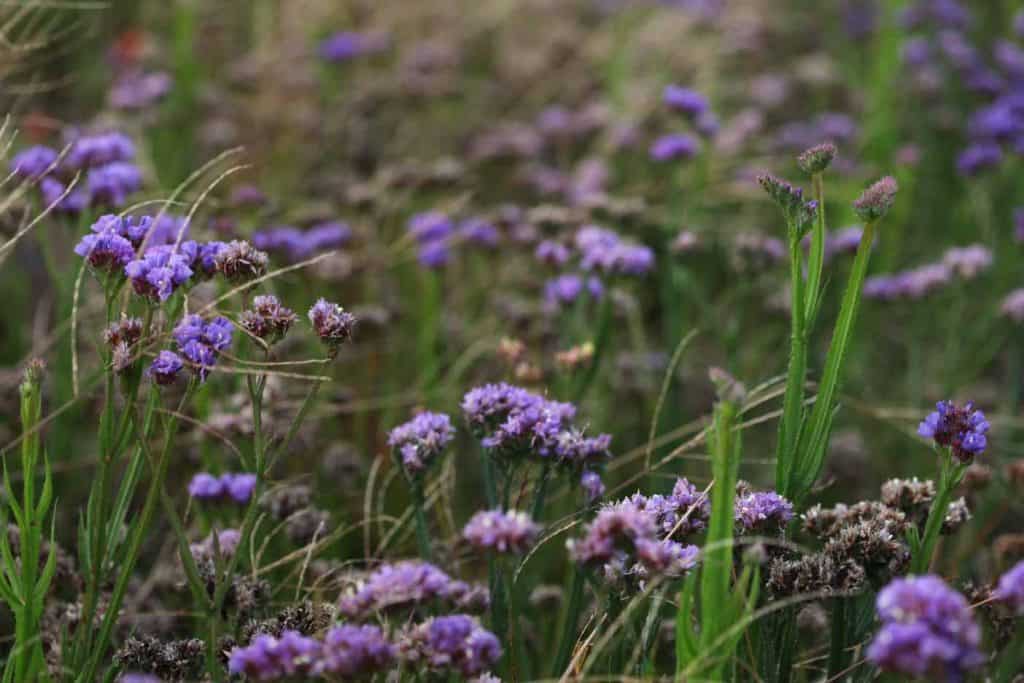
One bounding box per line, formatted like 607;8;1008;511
910;454;963;574
827;596;849;678
805;172;827;326
776;228;808;498
411;482;433;562
552;565;586;677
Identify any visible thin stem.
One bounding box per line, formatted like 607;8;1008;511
411;482;433;562
552;565;586;677
776;227;808;498
911;454;963;574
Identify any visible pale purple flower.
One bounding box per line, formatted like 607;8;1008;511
86;162;142;207
663;85;710;118
994;559;1024;614
535;240;571;266
187;473;224;500
124;248;193;301
65;131;135;170
40;177;87;213
228;631;319;680
734;490;794;534
399;615;502;677
387;411;456;475
581;470;606;502
567;500;657;566
109;70;172;110
172;315;232;381
462;509;540;554
339;561;485;619
1000;289;1024;322
10;145;58;179
458;218;500;248
308;298;357;346
956;143;1002;176
649;133;699;161
942;244;992;279
223;473;258;503
634;539;700;575
148;351;184;386
313;624;396;677
191;528;242;560
319;31;389;62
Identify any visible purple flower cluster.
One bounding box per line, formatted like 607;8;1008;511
339;561;487;620
65;131;136;170
228;630;319;680
315;624;396;677
319;31;389;62
543;273;603;308
757;173;819;228
240;295;298;343
734;490;795;534
125;247;194;301
387;411;456;475
462;509;540;554
918;400;989;462
574;225;654;276
10;145;58;179
109;70;172;110
148;351;184;385
187;472;257;504
1000;289;1024;322
252;222;352;261
170;314;233;381
407;212;454;268
662;84;719;137
308;298;357;347
398;615;502;677
567;499;699;586
74;228;135;275
629;477;711;538
649;133;700;162
461;383;612;487
190;528;242;560
802;225;869;262
867;575;983;682
994;559;1024;614
864;244;992;302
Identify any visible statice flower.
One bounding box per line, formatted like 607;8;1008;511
408;211;454;269
994;559;1024;614
214;240;269;282
796;141;837;175
462;509;540;554
240;295;297;343
109;70;172;110
173;314;233;381
634;538;700;574
461;383;581;461
649;133;699;161
10;145;58;179
567;500;656;566
956;143;1002;177
852;176;898;222
124;248;194;301
195;241;226;277
64;131;135;170
148;351;184;386
631;477;710;538
74;229;135;275
228;631;319;680
543;274;602;307
663;85;709;117
188;472;257;504
864;263;952;301
574;225;654;276
867;575;983;682
339;561;485;619
535;240;571;266
580;470;606;502
735;490;794;534
387;411;456;476
319;31;389;62
757;173;818;229
917;400;989;462
86;161;142;207
40;177;87;213
399;615;502;677
942;244;992;279
313;624;396;677
458;218;500;248
190;528;242;560
308;298;357;348
252;223;352;261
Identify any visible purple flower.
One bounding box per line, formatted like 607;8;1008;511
581;470;606;502
917;400;989;462
308;298;357;347
757;173;818;228
86;162;142;207
942;244;992;279
191;528;242;560
252;223;351;261
663;85;710;118
74;230;135;274
574;225;654;276
313;624;396;677
734;490;794;534
418;240;451;268
631;478;710;538
867;575;982;682
399;615;502;677
124;248;193;301
567;500;657;566
634;538;700;575
462;509;540;554
91;214;154;246
213;240;268;282
544;274;587;306
458;218;500;248
956;143;1002;177
1000;289;1024;323
852;176;899;222
228;631;319;680
148;351;183;386
240;294;297;342
339;561;485;619
172;315;232;381
187;473;224;500
10;145;58;179
649;133;700;161
196;241;226;277
319;31;389;62
65;131;135;170
222;473;258;503
408;212;454;243
109;70;172;110
535;240;571;267
994;559;1024;614
40;177;87;213
387;411;456;475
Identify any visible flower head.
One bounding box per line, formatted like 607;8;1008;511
124;248;194;301
735;490;794;535
74;230;135;274
387;411;456;476
213;240;268;282
757;173;818;229
662;85;709;118
398;615;502;677
313;624;395;677
867;575;982;682
10;145;58;179
852;176;898;222
172;315;233;381
917;400;989;462
649;134;700;162
994;559;1024;614
148;351;184;386
462;509;540;554
339;561;485;620
65;131;135;170
796;142;837;175
228;631;319;680
308;298;357;347
240;295;297;343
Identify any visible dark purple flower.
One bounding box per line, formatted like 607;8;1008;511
462;509;540;554
956;143;1002;177
408;212;454;243
458;218;500;248
148;351;184;386
222;473;258;503
86;162;142;207
387;411;456;475
399;615;502;677
918;401;989;462
172;315;232;381
65;131;135;170
240;294;297;343
867;575;982;682
196;241;226;277
74;230;135;274
10;145;58;179
994;559;1024;614
734;490;794;534
188;473;224;500
319;31;389;62
649;133;700;161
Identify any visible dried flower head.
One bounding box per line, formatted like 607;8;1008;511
214;240;269;282
240;294;297;343
308;298;357;348
796;142;837;174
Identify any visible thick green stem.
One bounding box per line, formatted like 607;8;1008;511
910;454;964;574
411;483;433;562
805;172;827;325
552;565;586;677
776;229;808;498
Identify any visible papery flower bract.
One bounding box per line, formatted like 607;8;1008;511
240;294;297;343
213;240;268;282
124;248;193;301
735;490;794;534
462;509;540;554
917;400;989;462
